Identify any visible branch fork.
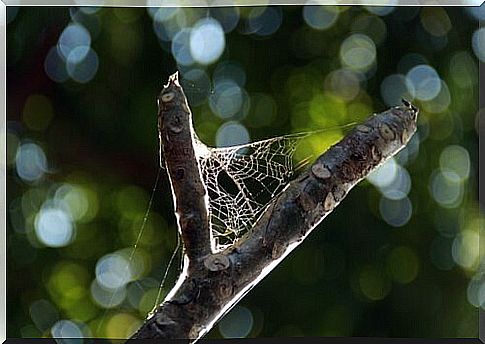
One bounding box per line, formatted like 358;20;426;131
130;72;419;341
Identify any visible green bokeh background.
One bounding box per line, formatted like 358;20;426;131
6;5;482;339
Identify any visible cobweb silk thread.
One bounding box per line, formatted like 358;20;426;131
96;166;162;335
151;234;182;315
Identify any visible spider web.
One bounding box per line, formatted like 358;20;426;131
196;132;317;249
195;122;356;250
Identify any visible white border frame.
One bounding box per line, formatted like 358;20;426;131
1;2;7;342
0;2;483;342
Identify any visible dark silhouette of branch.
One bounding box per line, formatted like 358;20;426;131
130;72;419;342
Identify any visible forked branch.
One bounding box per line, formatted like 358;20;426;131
130;72;419;342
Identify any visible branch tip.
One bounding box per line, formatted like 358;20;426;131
401;98;419;114
165;71;180;88
158;71;212;262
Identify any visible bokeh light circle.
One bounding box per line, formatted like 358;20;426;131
326;68;361;101
420;80;451;114
57;23;91;61
216;122;250;147
219;306;254;338
339;33;376;72
429;170;463;208
66;48;99;83
51;320;84;338
190;18;225;65
90;280;127;308
439;145;470;181
180;68;211;106
209;80;246;119
151;7;178;23
365;6;395;16
359;265;391;301
386;246;419;284
303;5;339;31
366;157;398;188
34;207;75;247
78;7;101;15
213;61;246;87
95;253;132;290
210;7;240;33
472;28;485;62
379;196;413;227
172;29;194;66
380;166;412;200
30;299;59;332
66;45;90;65
467;273;485;308
380;74;415;106
452;230;479;269
44;47;69;83
15;142;48;182
54;183;96;222
247;7;283;36
152;8;186;42
405;64;441;101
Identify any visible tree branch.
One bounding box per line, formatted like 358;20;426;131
157;72;212;261
130;72;419;342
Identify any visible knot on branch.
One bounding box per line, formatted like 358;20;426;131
379;123;396;140
311;164;331;179
356;124;372;133
161;92;175;103
204;253;231;272
168;117;183;133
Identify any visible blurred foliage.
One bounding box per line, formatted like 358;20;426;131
6;4;482;340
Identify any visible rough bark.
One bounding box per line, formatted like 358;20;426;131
130;72;419;342
156;72;212;262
